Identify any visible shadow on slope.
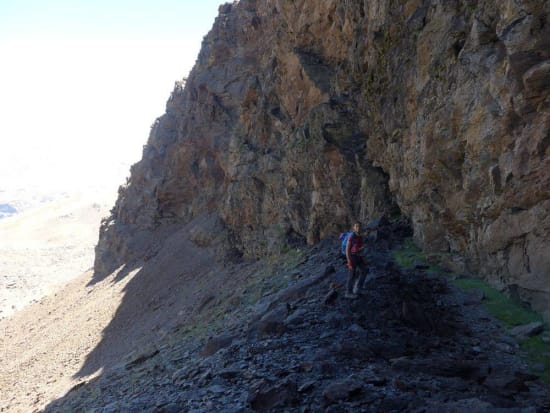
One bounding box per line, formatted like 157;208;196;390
73;214;246;379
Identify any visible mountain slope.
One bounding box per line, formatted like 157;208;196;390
95;0;549;318
45;223;550;412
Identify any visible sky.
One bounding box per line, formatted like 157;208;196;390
0;0;223;196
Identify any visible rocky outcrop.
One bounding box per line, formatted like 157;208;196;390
95;1;549;317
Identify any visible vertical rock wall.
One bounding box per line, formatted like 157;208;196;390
95;0;549;317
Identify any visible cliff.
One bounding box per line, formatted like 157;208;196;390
95;0;549;318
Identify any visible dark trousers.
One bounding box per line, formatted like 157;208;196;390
346;254;368;294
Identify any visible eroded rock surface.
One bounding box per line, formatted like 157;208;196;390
95;1;550;317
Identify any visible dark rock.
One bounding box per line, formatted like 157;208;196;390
323;265;335;276
218;368;241;380
483;369;539;394
285;308;308;326
207;384;227;394
509;322;544;339
197;295;216;313
401;299;434;331
323;289;338;306
201;335;235;357
249;304;288;337
523;60;550;97
366;216;390;230
322;312;344;329
333;335;373;361
125;349;159;369
172;367;190;384
248;379;297;412
495;342;517;354
153;402;185;413
463;289;485;306
416;397;494;413
414;261;430;270
533;363;545;373
391;357;487;381
365;374;387;387
322;378;362;402
378;395;415;412
298;380;316;393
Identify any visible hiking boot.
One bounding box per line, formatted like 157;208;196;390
356;288;368;296
344;293;358;299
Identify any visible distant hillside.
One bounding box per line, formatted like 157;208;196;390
0;192;113;319
0;203;17;219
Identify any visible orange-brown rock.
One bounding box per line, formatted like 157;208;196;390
95;1;549;318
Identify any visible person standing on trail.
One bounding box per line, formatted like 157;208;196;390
345;221;369;299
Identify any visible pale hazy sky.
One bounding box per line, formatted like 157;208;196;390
0;0;222;193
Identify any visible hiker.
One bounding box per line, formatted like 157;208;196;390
344;221;369;299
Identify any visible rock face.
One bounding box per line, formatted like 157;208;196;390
95;1;550;318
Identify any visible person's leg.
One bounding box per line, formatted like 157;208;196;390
354;257;369;293
346;266;357;295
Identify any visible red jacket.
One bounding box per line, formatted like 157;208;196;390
346;233;363;255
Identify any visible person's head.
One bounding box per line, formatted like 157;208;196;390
352;221;361;234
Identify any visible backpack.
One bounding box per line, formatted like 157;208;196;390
339;231;354;256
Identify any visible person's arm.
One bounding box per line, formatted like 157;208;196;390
346;235;352;267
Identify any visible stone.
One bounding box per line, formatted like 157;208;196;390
207;384;226;394
532;363;545;373
509;322;544;339
172;368;190;384
247;380;297;412
417;398;494;413
153;402;186;413
413;261;430;270
285;308;308;326
322;379;362;402
499;335;519;347
495;342;516;354
323;289;338;306
217;368;241;380
483;368;539;393
297;380;316;393
348;323;365;334
249;304;288;337
323;265;335;276
523;60;550;96
201;335;235;357
125;349;159;370
463;289;485;306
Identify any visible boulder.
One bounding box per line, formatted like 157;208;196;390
248;380;297;412
509;322;544;339
201;334;235;357
322;378;362;402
